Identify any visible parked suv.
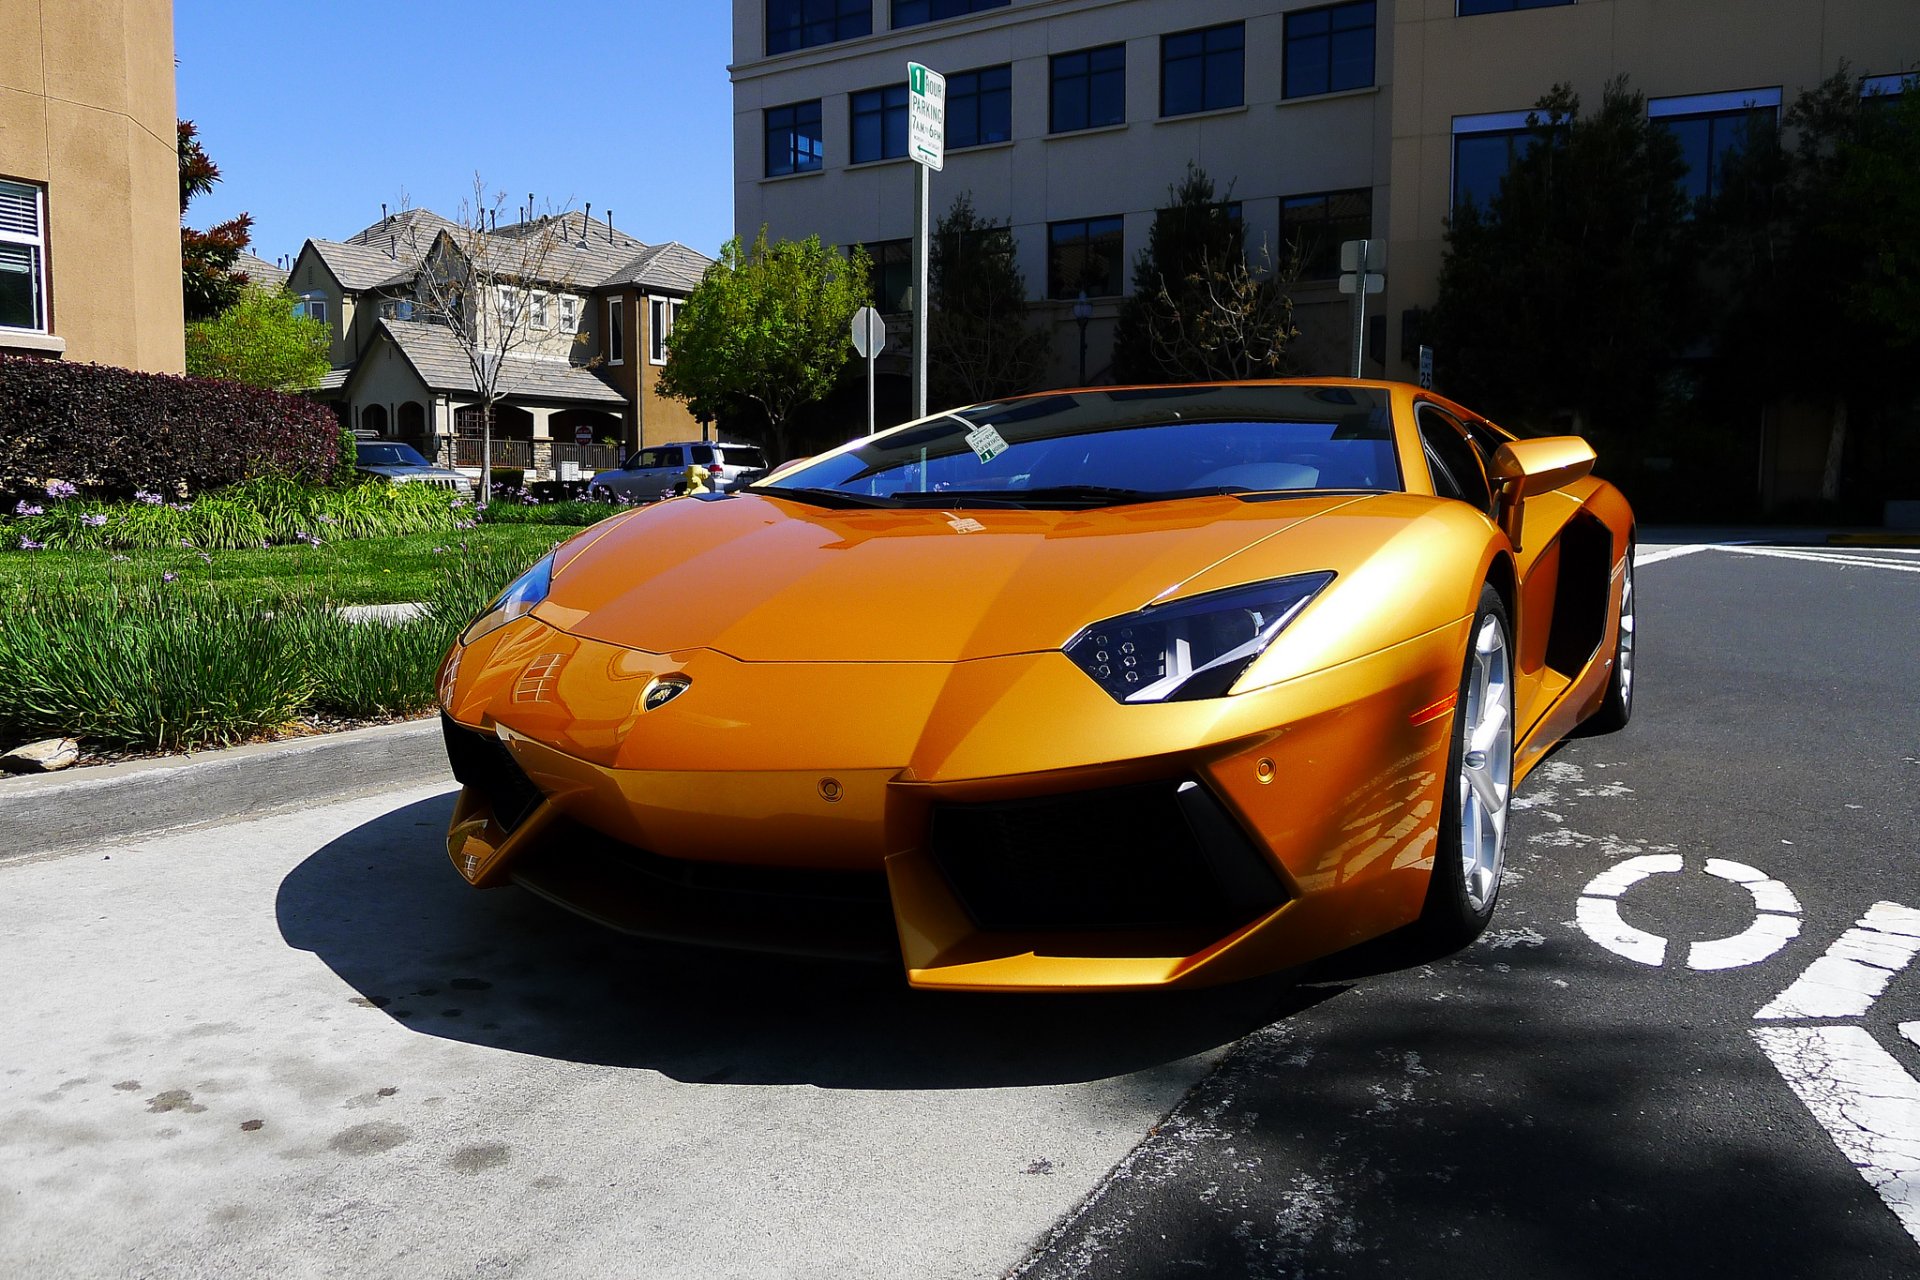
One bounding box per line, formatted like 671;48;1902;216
589;441;769;502
353;441;474;493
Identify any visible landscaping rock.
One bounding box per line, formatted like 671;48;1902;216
1;738;80;774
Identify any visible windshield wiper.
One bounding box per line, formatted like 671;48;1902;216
749;485;900;509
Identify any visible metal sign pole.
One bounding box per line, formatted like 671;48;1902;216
913;161;929;420
1349;239;1368;379
868;316;877;435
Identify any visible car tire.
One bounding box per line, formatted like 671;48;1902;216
1420;583;1514;948
1584;539;1636;734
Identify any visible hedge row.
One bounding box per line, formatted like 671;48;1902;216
0;354;344;501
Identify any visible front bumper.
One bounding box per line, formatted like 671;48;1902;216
438;612;1468;990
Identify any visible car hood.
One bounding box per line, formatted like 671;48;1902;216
360;464;464;480
536;490;1373;662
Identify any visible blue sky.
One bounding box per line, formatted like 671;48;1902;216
175;3;737;267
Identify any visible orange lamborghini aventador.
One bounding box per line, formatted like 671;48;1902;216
436;380;1635;990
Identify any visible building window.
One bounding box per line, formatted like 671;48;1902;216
891;0;1008;30
1862;72;1916;102
851;85;910;164
862;239;912;312
766;0;870;56
1051;44;1125;134
560;296;580;331
607;295;624;365
766;101;825;176
1048;217;1124;299
1162;23;1244;118
948;65;1012;149
297;291;329;325
1650;88;1782;205
1458;0;1573;13
531;293;551;329
1284;2;1375;99
0;179;48;333
649;296;682;364
1282;189;1372;278
378;297;414;322
1451;111;1537;210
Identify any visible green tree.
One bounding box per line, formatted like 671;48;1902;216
1427;79;1691;438
1112;165;1297;382
1706;69;1920;502
929;194;1050;406
658;228;869;461
183;285;331;390
178;119;254;322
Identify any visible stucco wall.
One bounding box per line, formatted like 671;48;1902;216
0;0;183;372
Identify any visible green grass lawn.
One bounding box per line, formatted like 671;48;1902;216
0;524;567;606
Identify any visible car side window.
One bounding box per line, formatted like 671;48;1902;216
691;445;716;465
1415;403;1494;515
642;448;678;469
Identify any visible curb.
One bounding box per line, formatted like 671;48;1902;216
0;718;452;864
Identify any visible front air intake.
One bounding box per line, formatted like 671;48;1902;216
928;778;1287;932
441;715;544;833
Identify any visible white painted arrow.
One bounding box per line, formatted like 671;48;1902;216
1751;902;1920;1250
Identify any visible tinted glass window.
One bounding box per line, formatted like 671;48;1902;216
892;0;1007;29
1281;188;1372;277
1417;403;1493;512
1051;44;1126;133
765;385;1402;507
721;446;768;469
947;65;1012;149
1047;217;1125;298
1161;23;1244;117
766;101;825;176
1459;0;1573;14
851;84;910;163
1452;127;1536;210
1284;2;1375;99
1655;107;1776;204
862;239;912;311
766;0;870;55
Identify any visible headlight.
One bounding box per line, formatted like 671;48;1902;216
1065;572;1334;703
461;553;555;645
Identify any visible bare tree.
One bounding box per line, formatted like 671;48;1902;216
402;176;578;501
1143;242;1302;383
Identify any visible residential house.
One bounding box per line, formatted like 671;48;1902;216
289;207;714;480
1;0;183;371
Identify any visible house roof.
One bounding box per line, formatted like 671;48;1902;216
297;206;713;298
307;238;418;291
600;241;711;293
344;207;459;249
234;250;289;291
378;319;626;404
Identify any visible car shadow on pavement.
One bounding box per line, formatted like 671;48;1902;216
277;793;1338;1090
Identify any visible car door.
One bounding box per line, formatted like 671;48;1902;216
628;446;685;496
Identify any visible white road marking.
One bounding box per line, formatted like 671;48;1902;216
1713;545;1920;574
1577;856;1800;970
1635;544;1713;566
1755;903;1920;1020
1753;902;1920;1252
1690;913;1802;972
1576;895;1666;965
1750;1026;1920;1247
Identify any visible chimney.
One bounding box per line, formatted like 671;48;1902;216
388;235;396;260
527;193;534;225
582;203;592;246
607;210;614;243
382;201;389;226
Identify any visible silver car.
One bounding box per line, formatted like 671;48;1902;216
589;441;769;502
354;442;473;493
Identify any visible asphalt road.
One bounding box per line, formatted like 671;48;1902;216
2;538;1916;1279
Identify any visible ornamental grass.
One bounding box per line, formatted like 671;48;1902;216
0;540;542;752
7;477;469;552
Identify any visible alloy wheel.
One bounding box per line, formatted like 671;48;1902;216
1458;613;1513;913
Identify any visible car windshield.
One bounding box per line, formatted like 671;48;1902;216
757;385;1400;509
357;443;430;467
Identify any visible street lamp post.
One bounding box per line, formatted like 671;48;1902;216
1072;291;1092;386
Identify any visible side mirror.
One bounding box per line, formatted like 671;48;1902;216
1490;436;1596;548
